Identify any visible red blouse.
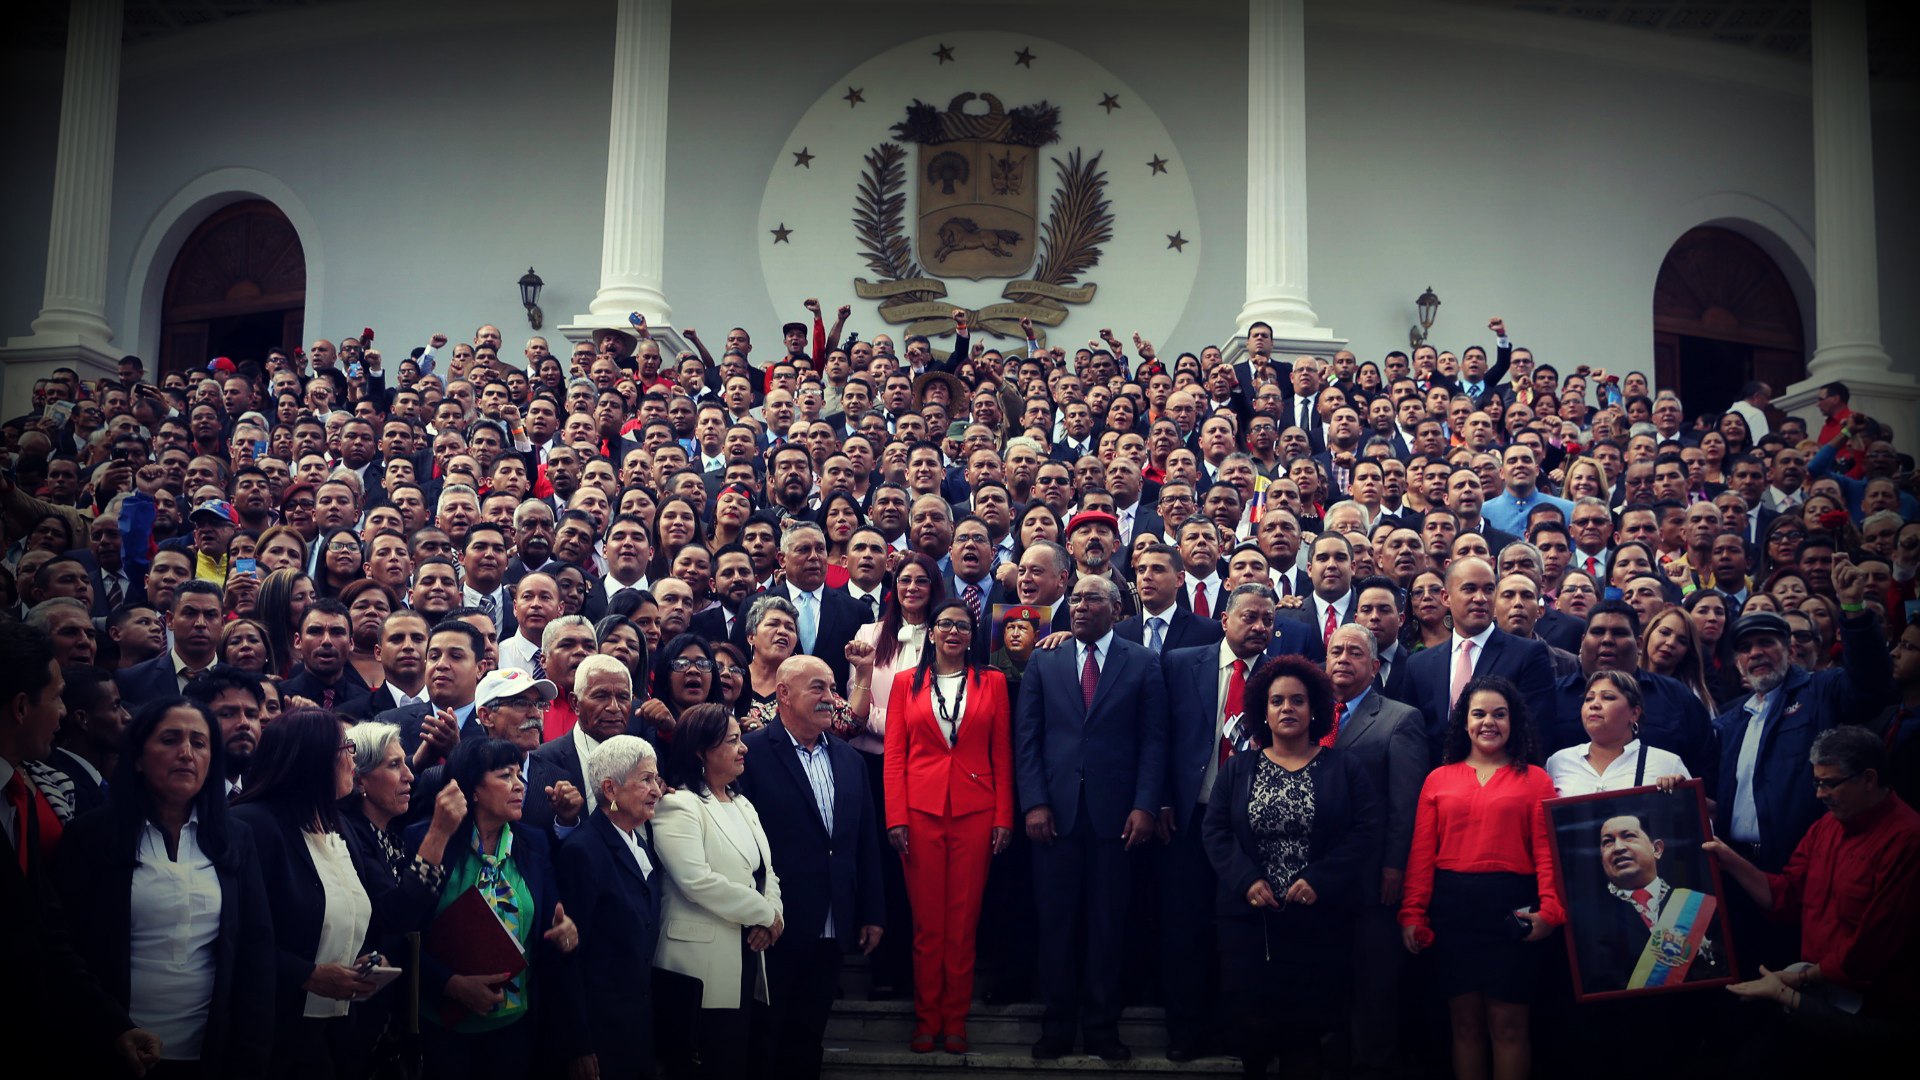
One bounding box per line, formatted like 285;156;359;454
1398;762;1566;929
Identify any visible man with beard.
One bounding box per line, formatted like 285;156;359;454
343;610;432;720
229;465;276;533
116;580;223;700
1156;583;1274;1060
279;599;372;711
408;556;461;624
1713;562;1891;971
1546;602;1716;782
184;664;267;799
1579;811;1726;994
499;572;561;679
769;443;817;520
691;546;759;642
1065;510;1136;622
104;604;166;669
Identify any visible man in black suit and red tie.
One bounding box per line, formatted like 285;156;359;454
1174;519;1226;620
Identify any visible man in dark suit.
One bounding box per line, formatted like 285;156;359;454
1115;543;1223;657
116;579;224;703
1;622;160;1073
1324;624;1427;1077
737;655;884;1080
1276;532;1357;655
385;620;488;782
731;522;873;691
1351;576;1414;706
1157;583;1275;1060
1231;322;1293;400
277;600;373;713
1402;557;1558;764
1016;574;1167;1062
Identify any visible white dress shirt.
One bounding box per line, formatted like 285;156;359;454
573;725;603;815
499;631;542;676
601;571;650;600
130;815;222;1059
1203;641;1261;804
1545;740;1691;796
303;830;373;1019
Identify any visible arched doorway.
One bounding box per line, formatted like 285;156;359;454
1652;226;1805;415
159;199;306;376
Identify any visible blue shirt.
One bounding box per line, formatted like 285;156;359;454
1483;488;1574;537
1338;686;1372;736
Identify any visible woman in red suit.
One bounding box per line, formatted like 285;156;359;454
883;598;1015;1055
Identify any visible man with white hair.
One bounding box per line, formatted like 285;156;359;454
531;615;599;740
530;655;635;837
558;732;665;1079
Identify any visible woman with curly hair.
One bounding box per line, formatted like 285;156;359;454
816;489;866;589
1202;654;1380;1079
1399;675;1563;1080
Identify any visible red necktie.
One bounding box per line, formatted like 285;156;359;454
1080;644;1101;711
1193;583;1209;619
1221;660;1247;766
1630;888;1654;928
1586;555;1598;578
1323;603;1338;650
1322;701;1344;749
322;687;336;710
4;771;61;873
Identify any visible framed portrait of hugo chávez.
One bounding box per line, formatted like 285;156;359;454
1545;780;1738;1002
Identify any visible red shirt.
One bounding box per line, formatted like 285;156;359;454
1765;794;1920;1009
542;692;578;742
1399;762;1565;929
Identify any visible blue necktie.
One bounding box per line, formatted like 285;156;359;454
797;592;819;654
1148;616;1165;654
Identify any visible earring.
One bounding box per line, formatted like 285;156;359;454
606;796;619;813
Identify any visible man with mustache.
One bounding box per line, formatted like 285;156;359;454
1156;583;1275;1061
1713;557;1891;973
1578;811;1725;994
279;600;372;712
184;664;267;799
736;654;884;1079
1066;511;1137;623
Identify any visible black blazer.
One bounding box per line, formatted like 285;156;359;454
556;811;662;1078
1402;628;1559;766
736;718;885;950
527;734;588;843
278;666;373;713
115;650;182;703
228;802;433;1043
731;583;875;691
376;702;485;764
1200;747;1380;924
0;782;134;1071
1160;643;1261;833
1535;607;1584;654
1116;605;1224;656
402;820;586;1058
53;808;276;1079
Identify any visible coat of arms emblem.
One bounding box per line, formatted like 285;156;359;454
853;92;1113;340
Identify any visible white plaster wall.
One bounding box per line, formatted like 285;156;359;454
2;0;1915;399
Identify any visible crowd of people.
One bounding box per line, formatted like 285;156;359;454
2;305;1918;1080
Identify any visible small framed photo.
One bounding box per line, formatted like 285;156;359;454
1545;780;1738;1002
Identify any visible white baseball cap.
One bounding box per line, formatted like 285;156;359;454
476;668;558;708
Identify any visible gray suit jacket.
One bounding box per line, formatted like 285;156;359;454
1331;689;1427;894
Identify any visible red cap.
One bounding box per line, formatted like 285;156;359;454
1067;509;1120;536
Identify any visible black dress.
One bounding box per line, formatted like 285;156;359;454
1202;749;1381;1023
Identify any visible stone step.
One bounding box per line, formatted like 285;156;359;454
825;999;1172;1049
820;1040;1239;1078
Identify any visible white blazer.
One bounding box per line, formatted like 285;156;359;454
650;787;784;1009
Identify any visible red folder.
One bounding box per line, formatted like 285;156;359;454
422;886;528;1027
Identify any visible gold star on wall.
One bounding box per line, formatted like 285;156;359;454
1166;231;1188;252
1014;47;1036;67
771;223;793;244
1147;155;1169;175
1098;93;1121;114
932;43;956;64
792;147;815;168
843;86;864;107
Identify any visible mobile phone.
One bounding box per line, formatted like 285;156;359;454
233;558;257;575
254;439;269;458
629;311;647;328
1506;905;1539;942
348;362;363;378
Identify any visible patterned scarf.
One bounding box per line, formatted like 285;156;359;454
472;827;525;1010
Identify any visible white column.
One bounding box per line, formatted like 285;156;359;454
1776;0;1918;425
4;0;123;407
583;0;673;325
1235;0;1332;342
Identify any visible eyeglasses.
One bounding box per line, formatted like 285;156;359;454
1813;773;1858;793
932;619;973;632
1158;496;1194;507
494;696;549;711
669;657;715;672
712;664;743;678
1064;594;1108;606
